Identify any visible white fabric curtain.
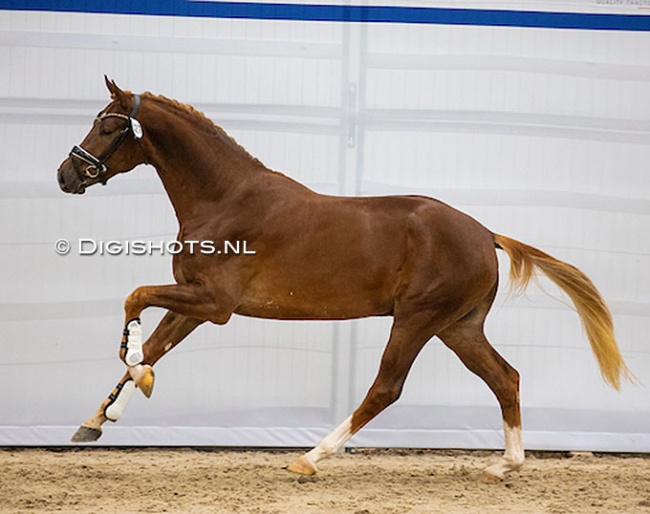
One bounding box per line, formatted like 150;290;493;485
0;4;648;450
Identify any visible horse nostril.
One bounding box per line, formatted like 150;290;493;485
58;169;69;192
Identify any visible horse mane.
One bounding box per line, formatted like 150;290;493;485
141;92;265;168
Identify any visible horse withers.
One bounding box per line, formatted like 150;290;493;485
57;77;632;481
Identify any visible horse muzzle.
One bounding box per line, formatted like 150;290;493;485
57;159;87;195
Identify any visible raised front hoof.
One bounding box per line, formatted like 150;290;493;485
287;456;317;476
70;425;102;443
128;364;155;398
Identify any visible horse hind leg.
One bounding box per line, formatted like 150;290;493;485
438;308;524;481
289;314;438;475
71;312;201;442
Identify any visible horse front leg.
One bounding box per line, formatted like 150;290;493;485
71;311;202;442
120;283;231;396
72;283;231;442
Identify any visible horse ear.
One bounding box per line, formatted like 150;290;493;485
104;75;129;109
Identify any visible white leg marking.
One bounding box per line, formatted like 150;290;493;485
483;422;525;480
303;415;354;469
503;422;525;467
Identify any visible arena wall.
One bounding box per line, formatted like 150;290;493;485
0;1;648;450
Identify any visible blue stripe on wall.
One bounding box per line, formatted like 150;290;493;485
1;0;649;30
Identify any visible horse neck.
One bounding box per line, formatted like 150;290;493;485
141;102;263;223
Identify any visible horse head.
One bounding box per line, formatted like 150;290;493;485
57;77;146;194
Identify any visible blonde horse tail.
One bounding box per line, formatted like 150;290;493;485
493;233;633;390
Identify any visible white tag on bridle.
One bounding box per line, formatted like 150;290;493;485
131;118;143;139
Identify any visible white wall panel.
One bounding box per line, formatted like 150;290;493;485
355;16;649;450
0;6;648;451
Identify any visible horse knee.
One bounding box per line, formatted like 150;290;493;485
124;287;147;315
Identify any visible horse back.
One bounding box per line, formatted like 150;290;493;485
232;186;497;320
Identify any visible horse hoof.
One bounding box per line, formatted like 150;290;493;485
71;425;102;443
129;364;155;398
481;468;505;483
287;456;317;476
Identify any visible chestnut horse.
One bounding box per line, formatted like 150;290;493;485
57;78;631;481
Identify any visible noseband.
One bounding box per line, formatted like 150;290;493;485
69;95;143;186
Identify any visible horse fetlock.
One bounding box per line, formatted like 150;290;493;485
104;379;137;421
506;452;526;469
121;318;143;366
128;364;155;398
315;437;340;459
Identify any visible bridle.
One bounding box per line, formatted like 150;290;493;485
69;94;144;186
